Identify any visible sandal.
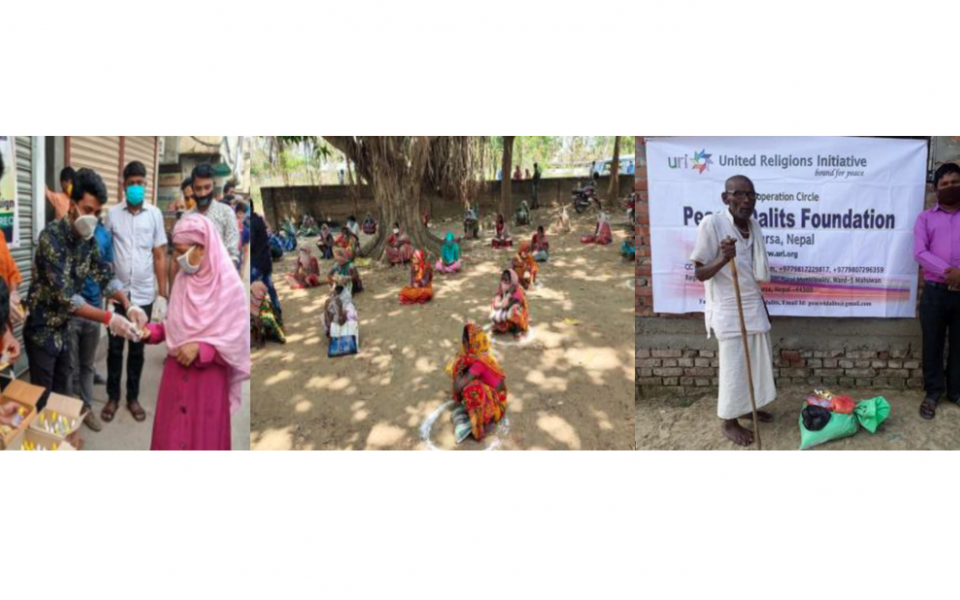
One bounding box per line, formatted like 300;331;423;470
919;398;938;420
101;400;119;423
128;401;147;423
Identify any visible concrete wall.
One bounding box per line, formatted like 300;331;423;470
260;175;635;229
635;136;952;398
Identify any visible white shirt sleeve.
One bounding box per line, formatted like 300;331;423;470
152;207;167;248
690;215;719;265
222;207;240;262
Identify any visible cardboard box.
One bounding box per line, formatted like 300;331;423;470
30;392;85;449
9;428;74;451
0;380;44;450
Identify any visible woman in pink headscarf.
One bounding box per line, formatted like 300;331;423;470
141;214;250;451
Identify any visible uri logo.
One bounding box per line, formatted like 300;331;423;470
667;149;713;174
691;149;712;174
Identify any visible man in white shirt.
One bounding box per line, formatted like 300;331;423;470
690;175;777;447
186;164;240;269
102;161;168;425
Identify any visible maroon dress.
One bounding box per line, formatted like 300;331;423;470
145;323;232;451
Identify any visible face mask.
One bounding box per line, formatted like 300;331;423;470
936;185;960;207
196;192;214;208
175;210;184;220
126;184;145;207
177;246;201;275
74;214;98;240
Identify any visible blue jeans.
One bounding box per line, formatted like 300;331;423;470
251;267;282;321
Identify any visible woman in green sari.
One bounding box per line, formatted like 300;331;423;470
434;231;462;273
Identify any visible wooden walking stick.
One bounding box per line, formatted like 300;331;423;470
727;242;762;450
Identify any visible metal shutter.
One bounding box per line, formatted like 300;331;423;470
124;137;158;204
68;136;122;206
11;137;34;375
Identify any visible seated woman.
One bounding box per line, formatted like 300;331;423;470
580;211;613;245
531;226;549;262
346;215;360;238
621;238;635;261
490;269;529;337
141;214;249;450
328;247;364;294
514;200;531;227
385;223;414;266
463;204;480;239
322;285;359;357
491;214;513;248
317;224;335;259
251;281;286;346
334;227;359;261
399;250;434;305
435;231;462;274
512;242;538;290
447;323;508;444
287;247;322;289
362;212;377;235
300;215;318;237
552;205;571;234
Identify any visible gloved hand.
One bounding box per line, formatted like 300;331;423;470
127;305;148;329
152;296;167;323
9;289;24;325
108;313;140;341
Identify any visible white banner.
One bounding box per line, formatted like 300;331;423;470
647;136;928;318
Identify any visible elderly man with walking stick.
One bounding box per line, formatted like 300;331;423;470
690;175;776;448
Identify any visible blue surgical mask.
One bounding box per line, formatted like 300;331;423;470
126;184;145;207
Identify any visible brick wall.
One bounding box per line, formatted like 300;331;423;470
635;136;949;398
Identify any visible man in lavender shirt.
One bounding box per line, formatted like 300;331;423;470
914;162;960;419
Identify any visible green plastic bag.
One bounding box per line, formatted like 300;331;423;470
798;397;892;450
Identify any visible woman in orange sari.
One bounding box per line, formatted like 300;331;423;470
490;269;529;337
399;249;433;305
447;323;507;443
512;241;538;290
385;223;414;266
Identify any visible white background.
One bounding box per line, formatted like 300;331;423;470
4;1;960;599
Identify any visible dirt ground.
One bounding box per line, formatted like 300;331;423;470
251;205;635;450
636;386;960;451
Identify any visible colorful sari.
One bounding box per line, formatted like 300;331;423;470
581;212;613;245
287;248;322;289
512;242;538;290
362;213;377;235
491;270;529;335
399;249;434;304
446;323;508;442
385;232;414;265
532;230;549;262
251;281;286;344
492;215;513;248
621;239;635;260
435;231;462;273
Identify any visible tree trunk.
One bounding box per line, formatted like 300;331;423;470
607;136;621;199
501;136;515;217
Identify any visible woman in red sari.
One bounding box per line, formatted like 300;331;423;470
399;249;434;305
581;210;613;245
491;214;513;248
512;241;538;290
447;322;507;443
385;223;414;266
287;247;322;289
490;269;529;337
141;215;249;450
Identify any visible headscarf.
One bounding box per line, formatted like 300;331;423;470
441;231;460;265
363;212;374;225
168;214;250;415
298;247;312;269
497;269;521;297
412;249;430;283
320;224;330;242
496;214;509;237
446;322;506;383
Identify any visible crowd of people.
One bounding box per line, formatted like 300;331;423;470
0;154;249;450
249;188;630;447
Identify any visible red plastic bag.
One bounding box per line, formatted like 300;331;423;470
830;396;855;414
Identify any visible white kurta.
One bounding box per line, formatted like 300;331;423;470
690;212;776;419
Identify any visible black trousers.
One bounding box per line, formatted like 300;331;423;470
919;284;960;402
107;302;153;404
25;335;71;412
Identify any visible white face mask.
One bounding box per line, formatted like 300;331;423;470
74;214;98;241
177;246;201;275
